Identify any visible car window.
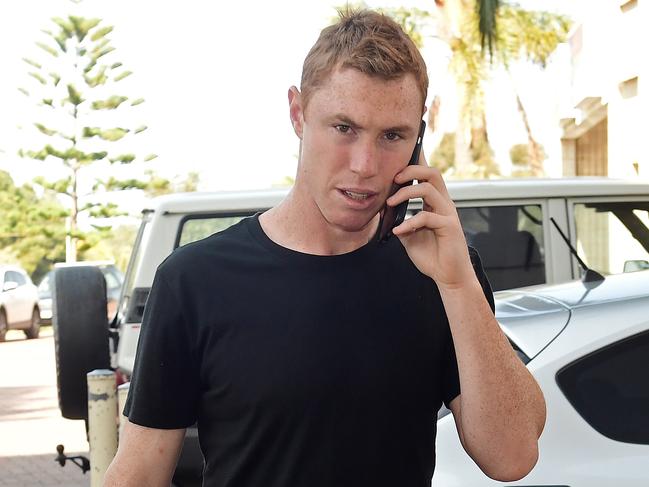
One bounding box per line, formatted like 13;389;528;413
38;273;51;295
103;269;121;290
574;201;649;275
5;271;16;284
556;330;649;444
6;271;27;286
177;215;247;248
457;205;545;291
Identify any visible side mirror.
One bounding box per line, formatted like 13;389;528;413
623;260;649;273
2;281;18;292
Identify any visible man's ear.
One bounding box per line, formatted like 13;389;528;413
288;86;304;139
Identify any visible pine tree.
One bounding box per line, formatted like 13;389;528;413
18;15;162;260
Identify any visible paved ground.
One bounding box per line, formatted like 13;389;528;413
0;327;90;486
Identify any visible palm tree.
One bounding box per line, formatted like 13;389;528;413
341;2;570;177
432;0;571;177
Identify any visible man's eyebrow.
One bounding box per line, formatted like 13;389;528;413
330;114;416;134
331;114;363;129
384;124;415;135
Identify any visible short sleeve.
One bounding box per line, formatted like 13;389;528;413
441;246;495;408
469;246;495;313
123;267;201;429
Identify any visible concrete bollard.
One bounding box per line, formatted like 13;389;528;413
117;382;130;443
87;369;118;487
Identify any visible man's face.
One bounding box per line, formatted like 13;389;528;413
289;67;424;234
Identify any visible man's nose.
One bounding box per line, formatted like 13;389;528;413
349;138;379;178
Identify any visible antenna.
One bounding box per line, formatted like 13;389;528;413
550;217;605;283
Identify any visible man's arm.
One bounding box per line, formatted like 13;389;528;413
389;163;546;481
103;421;185;487
443;279;545;481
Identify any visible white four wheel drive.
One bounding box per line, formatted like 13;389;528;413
51;178;649;486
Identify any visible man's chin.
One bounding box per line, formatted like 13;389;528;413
328;210;381;234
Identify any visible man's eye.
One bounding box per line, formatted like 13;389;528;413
335;124;351;134
385;132;401;141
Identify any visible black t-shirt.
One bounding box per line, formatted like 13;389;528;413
124;214;494;487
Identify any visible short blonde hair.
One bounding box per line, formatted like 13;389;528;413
300;8;428;110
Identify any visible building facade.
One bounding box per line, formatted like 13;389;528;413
559;0;645;178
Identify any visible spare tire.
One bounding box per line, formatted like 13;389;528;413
52;266;111;420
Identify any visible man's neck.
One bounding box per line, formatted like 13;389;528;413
259;188;379;256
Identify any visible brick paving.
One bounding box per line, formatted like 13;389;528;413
0;454;89;486
0;329;91;486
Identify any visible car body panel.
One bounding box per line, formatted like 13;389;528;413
433;274;649;487
495;292;570;359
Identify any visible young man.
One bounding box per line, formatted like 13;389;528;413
104;9;545;487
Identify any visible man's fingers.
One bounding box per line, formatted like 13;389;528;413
395;165;450;199
393;210;447;235
387;181;451;213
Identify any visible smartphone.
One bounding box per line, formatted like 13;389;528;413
376;119;426;242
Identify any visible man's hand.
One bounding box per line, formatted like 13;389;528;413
387;152;473;289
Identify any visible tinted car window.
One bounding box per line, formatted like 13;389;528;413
557;330;649;444
574;201;649;275
458;205;545;291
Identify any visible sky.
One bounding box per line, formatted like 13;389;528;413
0;0;583;208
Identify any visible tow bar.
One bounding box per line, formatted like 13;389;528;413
55;444;90;474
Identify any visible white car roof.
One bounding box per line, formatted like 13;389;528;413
147;188;289;215
144;177;649;215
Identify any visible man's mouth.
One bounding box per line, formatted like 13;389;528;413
343;190;372;201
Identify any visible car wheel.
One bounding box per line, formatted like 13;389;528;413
53;266;111;420
0;309;7;342
24;308;41;339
